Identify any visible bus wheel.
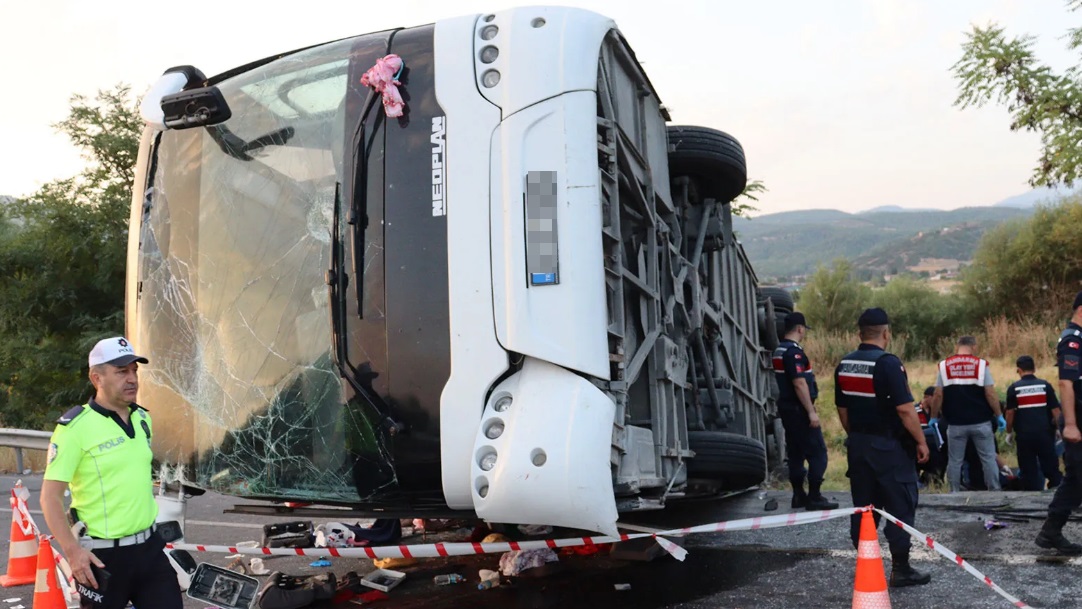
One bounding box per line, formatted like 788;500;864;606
667;125;747;204
758;286;794;312
768;416;787;472
757;297;779;351
686;430;767;488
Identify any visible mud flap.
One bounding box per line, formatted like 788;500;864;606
472;357;618;536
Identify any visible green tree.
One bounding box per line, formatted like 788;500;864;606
962;197;1082;320
0;199;16;240
868;277;968;359
732;179;766;218
0;85;140;429
799;259;872;332
952;0;1082;187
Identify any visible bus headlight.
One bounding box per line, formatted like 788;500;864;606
481;70;501;88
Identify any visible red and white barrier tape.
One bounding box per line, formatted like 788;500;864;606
9;485;33;537
873;508;1032;609
166;506;865;562
166;505;1033;608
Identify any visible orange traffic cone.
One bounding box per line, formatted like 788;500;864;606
32;539;66;609
852;511;891;609
0;496;38;586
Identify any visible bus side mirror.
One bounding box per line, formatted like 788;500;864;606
161;86;232;130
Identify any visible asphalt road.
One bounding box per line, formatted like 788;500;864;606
0;474;1078;608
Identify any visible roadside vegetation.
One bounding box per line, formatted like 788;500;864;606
0;86;138;430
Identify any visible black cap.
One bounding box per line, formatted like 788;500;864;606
1016;355;1035;371
1073;290;1082;310
857;307;890;327
784;312;811;331
923;386;935;397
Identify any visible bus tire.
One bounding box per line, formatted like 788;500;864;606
687;431;767;488
758;298;779;351
667;126;747;204
769;416;787;472
758;286;794;313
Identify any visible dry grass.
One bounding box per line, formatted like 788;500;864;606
973;317;1061;366
0;449;48;474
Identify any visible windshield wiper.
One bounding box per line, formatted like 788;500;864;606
327;182;350;374
207;124;296;161
348;88;381;315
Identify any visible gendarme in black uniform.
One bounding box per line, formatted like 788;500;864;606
1036;302;1082;554
834;308;930;587
772;312;833;510
1005;358;1062;491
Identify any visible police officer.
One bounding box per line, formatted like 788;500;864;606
835;308;931;587
929;336;1005;492
772;312;838;510
1035;291;1082;554
1005;355;1063;491
39;337;183;609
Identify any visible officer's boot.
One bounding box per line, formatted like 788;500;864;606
889;550;931;587
804;479;839;511
790;482;807;509
1035;514;1082;555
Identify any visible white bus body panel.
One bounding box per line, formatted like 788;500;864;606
434;14;511;510
471;357;618;536
489;90;610;380
475;6;614;118
438;8;618;530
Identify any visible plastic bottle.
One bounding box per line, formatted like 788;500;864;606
433;573;465;585
477;569;500;590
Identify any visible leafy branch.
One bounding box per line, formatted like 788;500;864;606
952;1;1082;187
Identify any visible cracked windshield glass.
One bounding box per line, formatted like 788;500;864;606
136;37;393;503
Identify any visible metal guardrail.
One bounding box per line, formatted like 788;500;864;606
0;428;52;474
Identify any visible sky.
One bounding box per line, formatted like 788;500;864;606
0;0;1077;214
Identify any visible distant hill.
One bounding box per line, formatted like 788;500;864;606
993;186;1078;209
735;207;1030;279
859;205;939;214
852;223;994;275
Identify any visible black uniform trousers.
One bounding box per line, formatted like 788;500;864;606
779;405;828;486
1016;430;1063;491
847;433;918;556
1048;441;1082;521
80;532;182;609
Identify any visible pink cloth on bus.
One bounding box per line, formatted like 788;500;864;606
361;54;405;118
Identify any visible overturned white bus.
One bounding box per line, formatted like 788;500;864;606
129;6;785;536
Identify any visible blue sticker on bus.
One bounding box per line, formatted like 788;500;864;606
531;273;557;285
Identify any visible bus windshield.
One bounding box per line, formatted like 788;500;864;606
135;35;395;502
